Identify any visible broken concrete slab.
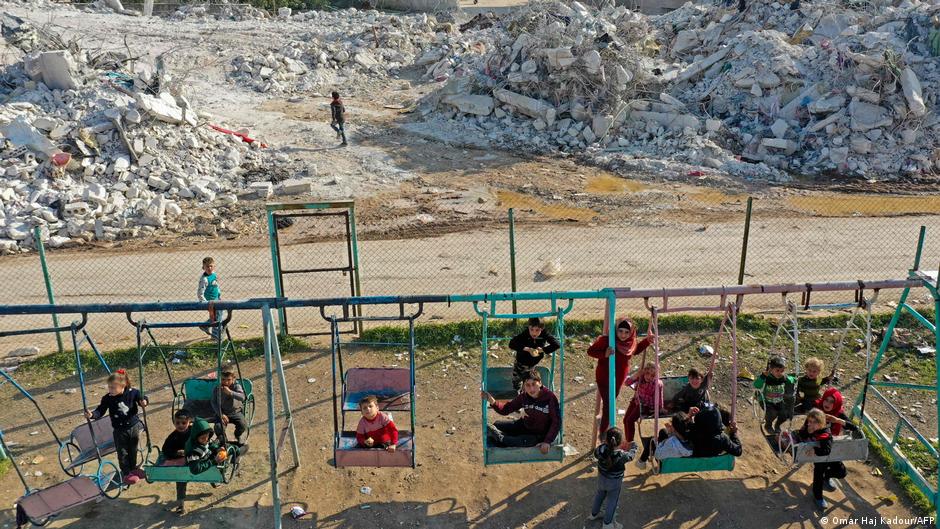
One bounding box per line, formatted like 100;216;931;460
899;67;927;117
849;100;892;132
442;94;495;116
134;92;197;126
24;50;79;90
494;89;556;125
631;110;701;132
276;178;313;196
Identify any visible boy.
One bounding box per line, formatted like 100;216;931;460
481;369;561;454
162;410;193;514
211;369;247;445
185;419;229;476
754;355;796;432
330;91;347;146
796;409;847;509
673;367;710;413
197;257;223;339
687;403;742;458
795;357;834;413
507;317;560;392
356;395;398;451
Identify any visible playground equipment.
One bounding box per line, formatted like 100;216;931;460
476;297;569;465
325;301;422;468
130;311;256;485
852;227;940;515
777;428;869;466
267;201;363;336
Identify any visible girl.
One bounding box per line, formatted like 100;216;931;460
622;362;664;468
815;387;857;437
796;409;846;509
587;319;652;441
588;427;634;529
85;369;148;485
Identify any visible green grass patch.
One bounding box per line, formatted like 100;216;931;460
14;335;310;382
898;438;939;488
866;425;936;516
0;452;9;480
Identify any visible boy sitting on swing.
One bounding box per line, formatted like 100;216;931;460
482;369;561;454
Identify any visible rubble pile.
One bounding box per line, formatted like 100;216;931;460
419;0;939;180
0;19;289;254
170;2;270;22
230;9;449;94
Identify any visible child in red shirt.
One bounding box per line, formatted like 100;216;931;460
356;395;398;451
622;362;663;466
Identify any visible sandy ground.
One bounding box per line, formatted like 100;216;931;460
0;341;934;529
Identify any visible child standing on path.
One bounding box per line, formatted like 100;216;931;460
197;256;222;339
588;427;634;529
86;369;148;485
508;317;560;392
330;92;348;146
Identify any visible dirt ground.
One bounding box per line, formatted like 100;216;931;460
0;338;935;529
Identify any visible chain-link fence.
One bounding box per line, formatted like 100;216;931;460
1;193;938;354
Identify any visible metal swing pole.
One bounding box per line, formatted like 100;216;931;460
481;310;490;465
262;306;283;529
269;315;300;468
408;316;417;467
557;307;566;446
330;317;340;459
606;294;617;432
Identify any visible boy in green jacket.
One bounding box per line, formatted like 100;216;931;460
753;355;796;432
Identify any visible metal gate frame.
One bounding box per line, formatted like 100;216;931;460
266;201;362;335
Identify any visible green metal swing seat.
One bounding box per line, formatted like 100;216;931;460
144;445;241;485
658;454;736;474
175;377;256;429
484;366;552;400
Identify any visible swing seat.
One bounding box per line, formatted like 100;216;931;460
178;377;255;425
790;430;869;464
484;435;564;465
61;419;115;472
658;454;736;474
144;451;238;484
334;431;415;468
484;366;552;401
637;376;688;419
17;471;115;525
342;368;412;412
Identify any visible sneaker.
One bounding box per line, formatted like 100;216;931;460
123;474;140;485
824;478;838;492
131;468;146;479
635;459;647;470
602;522;623;529
587;512;602;521
175;503;186;515
341;141;348;146
815;498;828;510
487;425;505;445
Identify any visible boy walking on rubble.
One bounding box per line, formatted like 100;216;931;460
330;91;348;146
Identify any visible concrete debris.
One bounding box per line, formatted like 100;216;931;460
0;21;282;254
411;0;937;180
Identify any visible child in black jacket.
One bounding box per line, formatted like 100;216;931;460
507;317;560;392
85;369;148;485
161;410;193;515
797;409;847;509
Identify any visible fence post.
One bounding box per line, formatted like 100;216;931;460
508;208;518;317
737;197;753;285
34;227;64;354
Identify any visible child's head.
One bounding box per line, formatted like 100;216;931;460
527;317;544;338
803;357;824;378
331;91;340;100
687;367;704;389
106;370;130;396
173;410;193;433
768;356;786;377
202;256;215;274
670;411;690;438
359;395;379;420
197;430;212;445
641;362;657;382
820;388;844;414
616;319;633;340
521;369;543;398
220;369;236;388
604;426;624;449
805;409;826;433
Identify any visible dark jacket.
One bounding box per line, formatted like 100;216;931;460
594;443;635;479
798;424;833;457
162;429;190;460
508;329;560;368
185;419;220;474
796;374;832;402
491;387;561;444
90;388;147;430
330;99;345;123
689;404;742;458
673;374;710;413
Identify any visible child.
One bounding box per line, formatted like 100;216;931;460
85;369;148;485
161;410;193;514
211;369;247;445
795;409;846;509
330;91;348;146
356;395;398;451
687;403;742;458
622;362;664;468
508;317;560;392
753;355;796;432
815;388;857;437
653;412;693;460
588;427;635;529
673;367;711;413
185;418;230;476
796;357;834;413
197;256;223;339
482;369;561;454
586;319;652;439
